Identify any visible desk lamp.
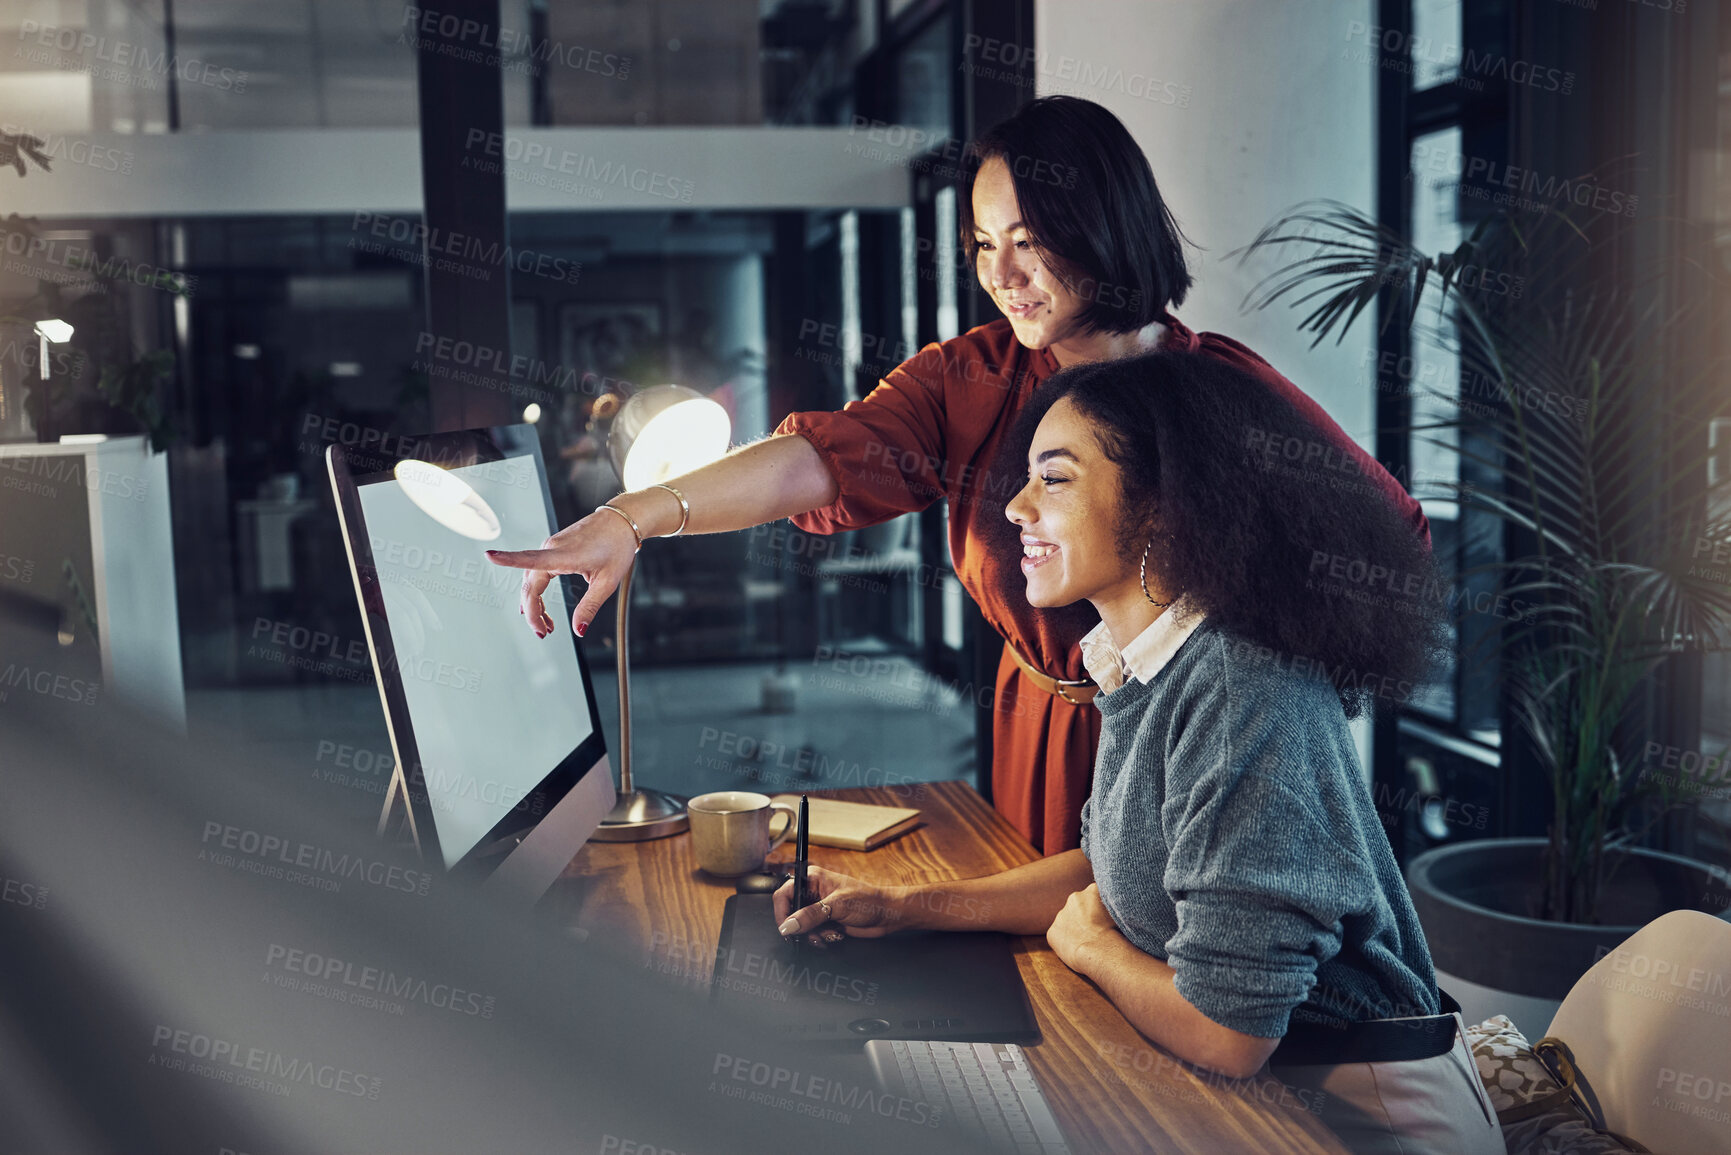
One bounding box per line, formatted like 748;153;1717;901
589;384;731;841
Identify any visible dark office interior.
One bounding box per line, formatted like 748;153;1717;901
2;2;1729;1153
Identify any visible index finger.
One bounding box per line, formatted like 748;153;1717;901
484;548;554;570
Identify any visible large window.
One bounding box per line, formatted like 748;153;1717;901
1;1;886;134
1381;0;1731;867
1378;0;1514;856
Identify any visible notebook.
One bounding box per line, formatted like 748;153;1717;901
770;794;922;851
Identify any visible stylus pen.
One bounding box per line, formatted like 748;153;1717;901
793;794;810;922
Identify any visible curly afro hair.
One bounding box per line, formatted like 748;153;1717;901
994;350;1445;718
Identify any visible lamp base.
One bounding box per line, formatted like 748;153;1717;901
588;787;689;842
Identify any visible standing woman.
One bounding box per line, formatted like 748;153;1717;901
488;96;1428;854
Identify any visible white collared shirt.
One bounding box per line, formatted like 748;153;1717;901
1078;595;1207;695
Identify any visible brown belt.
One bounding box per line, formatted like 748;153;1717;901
1005;640;1098;706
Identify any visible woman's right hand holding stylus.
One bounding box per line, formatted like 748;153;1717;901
774;865;911;947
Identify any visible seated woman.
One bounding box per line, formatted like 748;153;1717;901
774;351;1504;1154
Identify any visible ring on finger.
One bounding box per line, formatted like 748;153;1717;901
819;900;832;920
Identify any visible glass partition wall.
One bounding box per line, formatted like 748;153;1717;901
0;0;1033;833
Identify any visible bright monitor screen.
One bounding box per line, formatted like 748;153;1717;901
354;451;593;868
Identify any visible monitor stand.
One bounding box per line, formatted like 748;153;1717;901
374;759;618;902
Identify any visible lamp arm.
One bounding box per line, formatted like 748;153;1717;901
615;559;634;797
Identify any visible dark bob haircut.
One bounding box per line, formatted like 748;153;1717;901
994;351;1444;719
961;96;1193;335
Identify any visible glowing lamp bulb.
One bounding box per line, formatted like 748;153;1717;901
619;397;731;491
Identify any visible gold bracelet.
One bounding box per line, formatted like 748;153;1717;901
650;482;691;537
596;502;642;553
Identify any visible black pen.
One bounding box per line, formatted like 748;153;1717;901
793;794;810;927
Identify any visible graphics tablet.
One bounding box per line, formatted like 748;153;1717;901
710;894;1040;1046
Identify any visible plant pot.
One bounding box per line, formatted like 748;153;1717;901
1406;838;1731;1037
0;320;38;443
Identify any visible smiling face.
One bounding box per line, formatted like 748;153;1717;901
971;156;1093;357
1004;396;1147;614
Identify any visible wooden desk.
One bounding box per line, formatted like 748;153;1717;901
552;781;1351;1155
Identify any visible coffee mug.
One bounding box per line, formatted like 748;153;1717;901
688;791;799;876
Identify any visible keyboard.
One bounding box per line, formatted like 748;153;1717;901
865;1039;1072;1154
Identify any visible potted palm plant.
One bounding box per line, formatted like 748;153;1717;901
1238;200;1731;1024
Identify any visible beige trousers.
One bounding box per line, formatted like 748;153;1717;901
1274;1013;1507;1155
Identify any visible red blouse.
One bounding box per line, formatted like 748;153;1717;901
777;314;1428;853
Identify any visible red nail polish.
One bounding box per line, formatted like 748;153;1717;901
576;622;587;637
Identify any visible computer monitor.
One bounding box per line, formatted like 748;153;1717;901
326;424;614;900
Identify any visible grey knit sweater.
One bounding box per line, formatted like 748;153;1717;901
1079;617;1440;1039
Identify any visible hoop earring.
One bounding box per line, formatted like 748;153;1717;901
1140;538;1170;607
